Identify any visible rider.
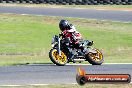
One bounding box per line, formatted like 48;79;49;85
59;20;84;60
59;20;82;49
59;20;94;59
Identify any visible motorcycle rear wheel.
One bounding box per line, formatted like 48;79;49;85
49;49;68;66
86;48;104;65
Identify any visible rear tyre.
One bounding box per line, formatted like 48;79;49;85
86;48;104;65
49;49;68;66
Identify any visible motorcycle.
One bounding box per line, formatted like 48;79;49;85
49;33;104;66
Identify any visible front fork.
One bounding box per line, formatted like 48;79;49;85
58;35;61;56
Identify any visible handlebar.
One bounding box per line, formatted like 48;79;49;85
59;33;62;37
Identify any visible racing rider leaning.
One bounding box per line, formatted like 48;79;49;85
59;20;93;60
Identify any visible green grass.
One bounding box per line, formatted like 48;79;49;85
0;13;132;66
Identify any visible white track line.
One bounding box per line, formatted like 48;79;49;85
0;82;132;86
104;63;132;64
0;85;22;87
0;83;77;86
73;8;132;12
29;83;77;86
66;63;132;66
27;63;132;66
92;8;132;12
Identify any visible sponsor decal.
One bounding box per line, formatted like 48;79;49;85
76;68;131;85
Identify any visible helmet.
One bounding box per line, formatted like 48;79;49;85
59;20;69;31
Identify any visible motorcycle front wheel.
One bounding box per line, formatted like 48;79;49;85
49;49;68;66
86;48;104;65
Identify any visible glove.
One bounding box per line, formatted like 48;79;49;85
88;41;94;46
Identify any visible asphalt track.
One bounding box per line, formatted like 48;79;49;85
0;6;132;85
0;6;132;22
0;64;132;85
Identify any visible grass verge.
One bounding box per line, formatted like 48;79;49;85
0;13;132;66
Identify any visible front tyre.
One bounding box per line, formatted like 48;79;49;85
86;48;104;65
49;49;68;66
